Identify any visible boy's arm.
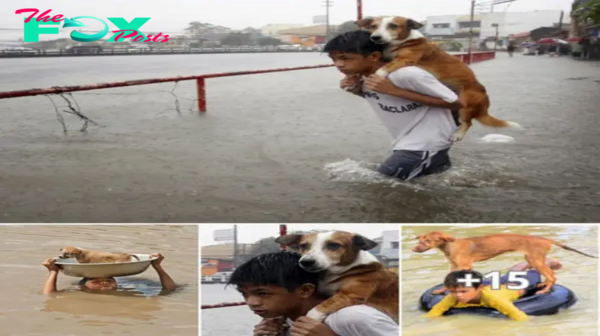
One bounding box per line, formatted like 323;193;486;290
43;270;59;294
485;295;529;321
368;67;463;109
425;294;458;317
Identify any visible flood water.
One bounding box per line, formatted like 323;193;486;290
1;53;600;222
402;225;599;335
201;284;257;336
0;225;198;336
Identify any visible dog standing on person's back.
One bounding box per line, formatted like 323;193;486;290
59;246;139;264
355;16;522;142
275;231;399;323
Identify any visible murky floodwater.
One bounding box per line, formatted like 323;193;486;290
0;225;198;336
201;284;258;336
1;53;599;222
402;225;599;336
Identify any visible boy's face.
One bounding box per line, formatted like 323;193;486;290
448;285;482;303
85;277;118;290
329;51;382;76
237;284;309;319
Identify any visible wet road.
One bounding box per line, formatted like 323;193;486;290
0;53;599;222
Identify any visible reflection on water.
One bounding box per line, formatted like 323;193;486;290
202;284;258;336
402;225;599;336
0;225;198;336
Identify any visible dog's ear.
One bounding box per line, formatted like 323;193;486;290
355;17;375;28
407;19;423;30
274;234;304;249
353;234;379;251
438;233;456;243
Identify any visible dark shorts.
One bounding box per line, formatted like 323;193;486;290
377;148;452;181
481;270;542;293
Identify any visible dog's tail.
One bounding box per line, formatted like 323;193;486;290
476;115;523;129
131;255;140;261
550;240;598;258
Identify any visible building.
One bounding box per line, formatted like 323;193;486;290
261;24;305;41
184;22;232;46
277;24;339;46
368;230;399;273
424;10;569;50
201;243;254;276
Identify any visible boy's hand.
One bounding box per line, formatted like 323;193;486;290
42;258;60;272
253;317;286;336
364;74;397;95
290;317;336;336
340;75;361;93
150;253;164;267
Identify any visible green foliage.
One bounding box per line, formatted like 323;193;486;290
256;36;283;46
576;0;600;24
220;32;253;46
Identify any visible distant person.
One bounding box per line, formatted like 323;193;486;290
228;251;398;336
324;30;464;181
426;258;562;321
507;42;516;57
42;253;178;294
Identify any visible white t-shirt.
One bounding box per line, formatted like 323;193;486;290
284;305;398;336
361;66;459;151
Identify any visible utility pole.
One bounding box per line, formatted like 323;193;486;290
233;224;238;268
492;23;499;51
468;0;475;64
323;0;333;42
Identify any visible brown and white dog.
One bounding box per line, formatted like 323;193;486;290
275;231;398;323
59;246;139;264
355;16;521;142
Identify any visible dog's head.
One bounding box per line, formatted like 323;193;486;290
59;246;83;259
355;16;424;45
412;232;455;252
274;231;379;273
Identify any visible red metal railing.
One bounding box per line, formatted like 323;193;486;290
0;52;496;114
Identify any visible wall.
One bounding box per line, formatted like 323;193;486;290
426;10;569;40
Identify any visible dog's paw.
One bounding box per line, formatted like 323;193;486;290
306;308;326;322
375;68;389;77
450;132;464;143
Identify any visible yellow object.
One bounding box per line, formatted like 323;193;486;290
425;285;528;321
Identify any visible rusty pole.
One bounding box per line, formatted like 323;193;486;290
196;77;206;113
357;0;363;20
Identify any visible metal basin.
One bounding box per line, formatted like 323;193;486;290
54;254;157;278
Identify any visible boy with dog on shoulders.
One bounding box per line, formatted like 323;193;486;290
324;29;464;181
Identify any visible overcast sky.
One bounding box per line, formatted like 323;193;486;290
200;224;397;246
3;0;573;37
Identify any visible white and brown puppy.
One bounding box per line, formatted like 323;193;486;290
59;246;139;264
275;231;399;323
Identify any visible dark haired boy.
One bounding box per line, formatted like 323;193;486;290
425;259;562;321
324;30;464;181
228;251;398;336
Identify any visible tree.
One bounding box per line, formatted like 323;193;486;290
185;21;206;46
575;0;600;25
257;36;283;46
336;20;359;34
220;32;252;46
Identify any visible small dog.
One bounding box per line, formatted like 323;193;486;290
275;231;398;323
413;231;598;294
59;246;139;264
356;16;521;142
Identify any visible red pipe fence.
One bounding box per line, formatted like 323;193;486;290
0;52;495;114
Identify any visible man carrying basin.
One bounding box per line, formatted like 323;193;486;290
42;253;178;294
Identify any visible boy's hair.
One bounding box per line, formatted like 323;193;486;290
323;30;386;57
444;270;484;289
227;251;319;292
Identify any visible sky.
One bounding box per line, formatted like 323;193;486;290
200;224;398;246
2;0;574;40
